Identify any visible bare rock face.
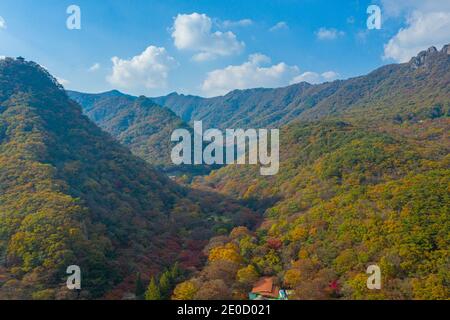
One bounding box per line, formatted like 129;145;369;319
409;44;450;70
441;44;450;55
410;46;438;69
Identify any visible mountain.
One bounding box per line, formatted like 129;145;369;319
170;46;450;300
153;45;450;129
152;84;312;129
68;90;218;177
0;58;258;299
67;90;187;167
180;118;449;300
151;92;209;125
69;44;449;178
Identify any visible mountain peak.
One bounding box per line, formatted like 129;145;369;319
409;44;450;69
0;58;66;104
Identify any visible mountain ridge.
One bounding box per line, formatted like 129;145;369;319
68;90;189;166
71;44;450;131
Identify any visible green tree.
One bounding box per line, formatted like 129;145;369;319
159;271;172;299
135;272;145;299
171;262;181;281
145;277;161;300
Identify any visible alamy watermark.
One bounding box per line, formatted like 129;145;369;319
66;5;81;30
367;5;382;30
366;265;381;290
171;121;280;175
66;265;81;290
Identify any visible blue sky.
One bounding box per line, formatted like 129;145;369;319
0;0;449;97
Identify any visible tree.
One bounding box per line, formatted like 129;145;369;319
237;265;259;286
208;243;242;264
230;226;251;239
194;280;232;300
202;260;240;285
170;262;181;281
172;281;198;300
284;269;302;288
145;277;161;300
267;238;283;250
159;271;172;298
135;272;146;299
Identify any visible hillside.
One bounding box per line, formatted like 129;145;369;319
0;58;258;299
180;118;449;300
67;90;187;166
172;46;450;300
153;45;450;129
68;90;218;176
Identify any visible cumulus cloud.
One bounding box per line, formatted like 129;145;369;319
316;28;345;40
383;4;450;62
380;0;450;17
321;71;340;81
290;71;339;85
107;46;177;92
172;13;245;61
222;19;253;28
269;21;289;32
88;63;100;72
0;16;6;29
201;53;300;97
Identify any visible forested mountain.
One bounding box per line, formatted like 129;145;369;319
2;44;447;301
68;90;188;166
69;45;449;177
0;58;258;299
68;90;218;176
169;46;450;300
180;118;449;300
153;45;450;129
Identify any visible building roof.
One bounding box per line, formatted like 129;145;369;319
251;277;279;298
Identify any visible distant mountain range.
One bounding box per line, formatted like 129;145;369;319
70;45;449;167
153;44;449;129
67;90;187;166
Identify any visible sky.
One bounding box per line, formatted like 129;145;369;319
0;0;449;97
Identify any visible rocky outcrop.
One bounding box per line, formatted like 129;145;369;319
410;44;450;69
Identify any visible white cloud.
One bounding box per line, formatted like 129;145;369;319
316;28;345;40
222;19;253;28
56;77;70;86
290;71;339;85
380;0;450;17
321;71;340;81
0;56;6;60
269;21;289;32
88;63;100;72
0;16;6;29
383;11;450;62
172;13;245;61
201;53;300;97
107;46;177;92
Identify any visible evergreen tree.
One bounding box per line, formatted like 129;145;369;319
171;262;181;281
145;277;161;300
135;272;145;299
159;271;172;299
